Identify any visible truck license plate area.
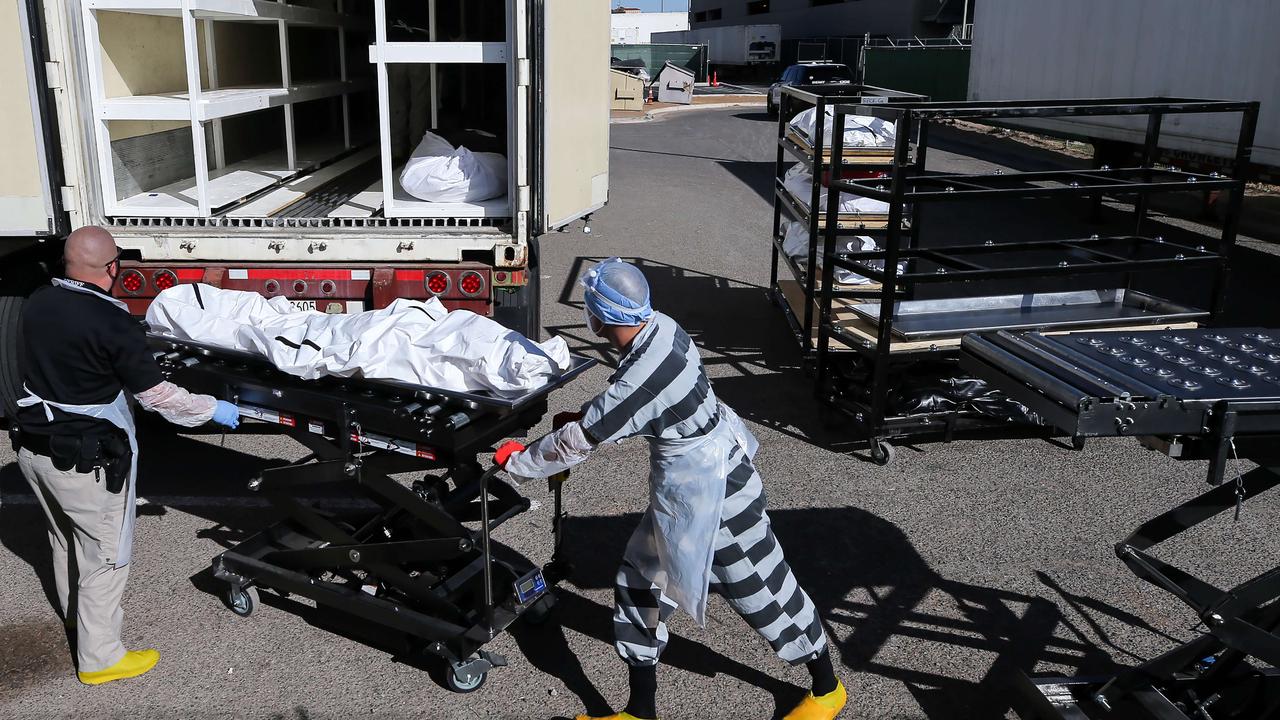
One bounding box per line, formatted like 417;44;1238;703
289;300;317;312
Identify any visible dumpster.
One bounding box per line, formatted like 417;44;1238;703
611;68;645;111
656;61;694;104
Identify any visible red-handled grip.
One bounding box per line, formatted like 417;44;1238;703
493;440;527;468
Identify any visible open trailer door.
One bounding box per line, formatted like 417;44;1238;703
533;0;610;233
1;0;65;418
0;0;63;240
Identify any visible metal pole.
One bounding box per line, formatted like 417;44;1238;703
962;0;969;39
480;466;494;632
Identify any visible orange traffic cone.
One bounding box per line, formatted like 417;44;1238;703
712;71;719;87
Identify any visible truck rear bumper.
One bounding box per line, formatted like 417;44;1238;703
113;262;528;317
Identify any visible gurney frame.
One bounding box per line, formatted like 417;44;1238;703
150;334;591;692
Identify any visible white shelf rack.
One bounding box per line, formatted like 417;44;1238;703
99;80;369;121
84;0;366;28
83;0;370;217
371;0;514;219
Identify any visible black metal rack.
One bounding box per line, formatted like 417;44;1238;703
958;327;1280;719
808;97;1260;463
769;84;927;354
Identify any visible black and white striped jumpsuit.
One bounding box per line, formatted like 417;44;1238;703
578;312;827;668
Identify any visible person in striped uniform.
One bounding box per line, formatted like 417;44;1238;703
495;258;846;720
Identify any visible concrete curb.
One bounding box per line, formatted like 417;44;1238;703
610;100;767;125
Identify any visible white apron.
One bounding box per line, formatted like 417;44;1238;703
17;278;141;567
624;402;760;626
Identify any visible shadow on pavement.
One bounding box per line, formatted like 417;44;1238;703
1;428;1144;719
554;507;1125;720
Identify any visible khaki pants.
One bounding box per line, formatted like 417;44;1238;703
18;447;130;673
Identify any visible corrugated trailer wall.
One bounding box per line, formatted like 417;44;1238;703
970;0;1279;170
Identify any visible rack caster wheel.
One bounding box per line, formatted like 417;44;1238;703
870;440;895;466
1071;436;1087;451
446;663;488;693
226;585;259;617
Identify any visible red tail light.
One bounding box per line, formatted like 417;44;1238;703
153;269;178;291
120;269;145;295
264;280;280;295
425;270;451;295
459;270;485;297
293;280;308;294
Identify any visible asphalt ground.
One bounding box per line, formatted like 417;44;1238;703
3;108;1280;719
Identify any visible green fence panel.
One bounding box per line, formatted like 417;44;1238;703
610;44;709;83
862;46;970;101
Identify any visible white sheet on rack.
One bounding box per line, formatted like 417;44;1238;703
146;284;572;396
789;106;896;148
783;164;891;215
399;130;507;203
781;220;879;285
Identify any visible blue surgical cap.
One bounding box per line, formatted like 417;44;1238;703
581;258;653;327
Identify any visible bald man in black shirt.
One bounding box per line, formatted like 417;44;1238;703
14;226;239;685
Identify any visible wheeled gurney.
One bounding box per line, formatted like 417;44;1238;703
150;333;595;692
961;327;1280;719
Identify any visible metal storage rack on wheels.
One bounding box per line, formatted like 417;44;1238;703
808;98;1260;464
769;84;926;356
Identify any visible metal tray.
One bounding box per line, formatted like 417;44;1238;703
148;333;597;411
850;289;1205;340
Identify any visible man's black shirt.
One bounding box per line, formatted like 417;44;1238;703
16;279;163;437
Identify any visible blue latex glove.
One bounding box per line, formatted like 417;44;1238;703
211;400;240;429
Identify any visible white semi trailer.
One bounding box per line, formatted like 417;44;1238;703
0;0;611;415
969;0;1278;176
652;23;781;66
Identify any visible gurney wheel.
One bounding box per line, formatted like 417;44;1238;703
226;585;259;617
870;440;895;467
445;665;487;693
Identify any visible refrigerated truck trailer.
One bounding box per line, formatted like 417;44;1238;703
0;0;610;415
968;0;1278;177
652;24;781;66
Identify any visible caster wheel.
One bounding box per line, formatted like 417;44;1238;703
869;440;895;467
446;666;487;693
226;585;259;617
583;226;592;235
1071;436;1087;451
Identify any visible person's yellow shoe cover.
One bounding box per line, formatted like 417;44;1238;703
783;680;847;720
78;649;160;686
574;713;655;720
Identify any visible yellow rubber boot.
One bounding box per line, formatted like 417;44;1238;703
78;649;160;686
574;713;655;720
783;680;847;720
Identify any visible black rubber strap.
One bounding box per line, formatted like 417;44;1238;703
273;335;322;351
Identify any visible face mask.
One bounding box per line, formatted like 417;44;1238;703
585;307;604;337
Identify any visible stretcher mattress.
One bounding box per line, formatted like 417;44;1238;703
146;284;572;396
